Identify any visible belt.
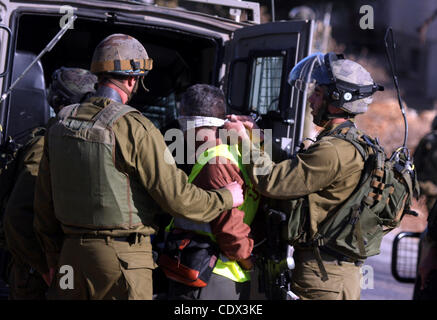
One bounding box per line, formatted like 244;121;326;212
319;246;363;266
66;233;142;244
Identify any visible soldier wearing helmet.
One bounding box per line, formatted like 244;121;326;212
3;67;97;299
47;67;97;113
33;34;243;300
225;52;383;300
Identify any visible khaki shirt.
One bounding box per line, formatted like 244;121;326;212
3;131;48;275
243;123;364;238
34;97;233;268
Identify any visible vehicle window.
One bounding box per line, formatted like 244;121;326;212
141;92;178;131
248;56;284;115
10;13;219;134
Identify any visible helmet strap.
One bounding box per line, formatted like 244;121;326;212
140;76;149;92
313;88;355;127
131;78;140;97
312;100;330;127
326;112;355;120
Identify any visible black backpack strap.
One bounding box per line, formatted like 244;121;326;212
312;245;329;282
310;236;329;281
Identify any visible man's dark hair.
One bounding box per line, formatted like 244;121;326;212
180;84;226;119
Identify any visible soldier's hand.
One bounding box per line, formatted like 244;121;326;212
224;181;244;207
226;114;259;131
225;115;263;144
223;119;249;142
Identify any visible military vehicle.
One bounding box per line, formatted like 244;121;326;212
0;0;313;149
0;0;313;299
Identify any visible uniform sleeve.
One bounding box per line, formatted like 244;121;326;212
33;131;64;269
194;157;253;261
242;138;342;199
113;113;234;223
3;136;49;275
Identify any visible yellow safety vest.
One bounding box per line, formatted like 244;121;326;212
167;144;260;282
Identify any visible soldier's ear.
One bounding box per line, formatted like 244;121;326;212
126;76;137;90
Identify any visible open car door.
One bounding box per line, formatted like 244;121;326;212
225;20;313;156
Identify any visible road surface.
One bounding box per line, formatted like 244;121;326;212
360;231;417;300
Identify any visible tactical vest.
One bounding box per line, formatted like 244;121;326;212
48;102;151;229
286;122;418;280
167;144;260;283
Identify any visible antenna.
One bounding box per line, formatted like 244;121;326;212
384;27;408;151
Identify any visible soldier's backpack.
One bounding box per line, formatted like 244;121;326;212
286;123;419;279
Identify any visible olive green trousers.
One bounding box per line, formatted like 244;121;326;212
49;235;156;300
290;249;362;300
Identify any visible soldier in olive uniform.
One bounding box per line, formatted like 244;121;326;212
33;34;243;300
3;67;97;299
226;53;383;300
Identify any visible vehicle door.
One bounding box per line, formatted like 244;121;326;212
225;20;314;155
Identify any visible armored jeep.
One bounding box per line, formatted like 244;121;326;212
0;0;313;299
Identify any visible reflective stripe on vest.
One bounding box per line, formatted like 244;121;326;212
168;144;260;283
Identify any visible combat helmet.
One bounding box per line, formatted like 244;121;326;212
90;34;153;77
288;52;384;116
47;67;97;111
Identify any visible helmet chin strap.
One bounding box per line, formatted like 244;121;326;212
312;87;355;127
313;101;354;128
140;76;149;92
312;101;330;127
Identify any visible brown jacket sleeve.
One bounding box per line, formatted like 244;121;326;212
192;156;253;262
4;135;49;275
112;112;234;222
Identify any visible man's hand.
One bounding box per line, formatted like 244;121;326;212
42;267;55;287
226;114;259;130
223;119;249;142
225;115;263;143
418;241;437;290
224;181;244;207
